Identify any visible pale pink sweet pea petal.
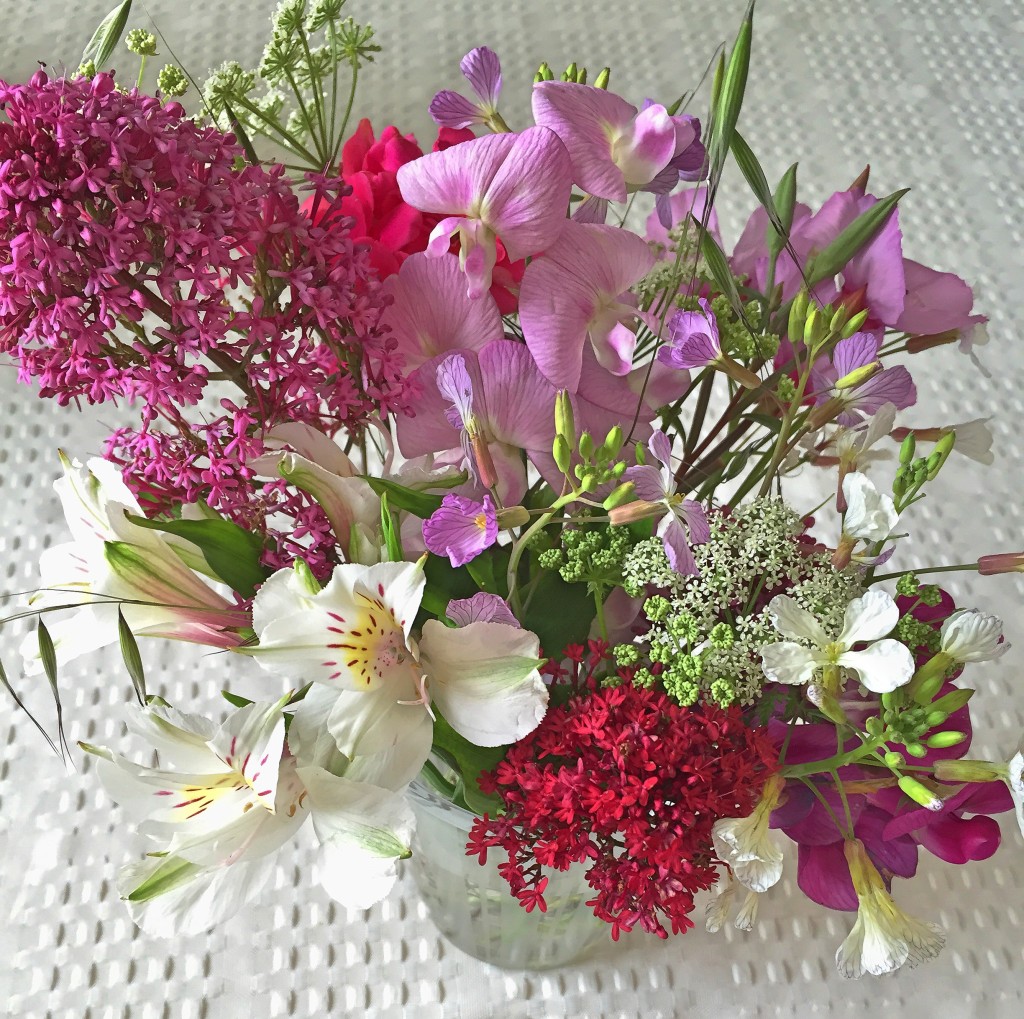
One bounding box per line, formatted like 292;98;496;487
611;102;678;192
519;221;654;389
379;253;504;370
647;186;722;254
397;127;572;297
896;259;986;340
532;81;637;202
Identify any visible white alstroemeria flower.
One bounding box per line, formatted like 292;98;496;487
22;456;246;673
761;591;914;694
842;472;899;542
249;559;548;755
939;609;1009;663
1009;744;1024;839
836;838;945;978
85;697;416;935
711;775;785;894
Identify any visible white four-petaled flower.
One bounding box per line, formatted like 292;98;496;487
761;591;914;693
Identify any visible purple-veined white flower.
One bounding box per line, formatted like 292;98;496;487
397;126;572;299
835;838;945;978
711;775;785;894
842;472;899;543
938;609;1009;664
249;558;547;751
622;430;709;575
83;696;416;935
446;592;520;628
761;591;914;694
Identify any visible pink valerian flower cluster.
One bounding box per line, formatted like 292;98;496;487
770;589;1014;912
468;642;778;940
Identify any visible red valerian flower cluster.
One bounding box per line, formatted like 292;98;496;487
468;642;779;940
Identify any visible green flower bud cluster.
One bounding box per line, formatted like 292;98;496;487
787;291;869;356
776;375;798;402
535;62;608;87
709;623;734;648
709;678;737;707
538;523;635;588
895;572;920;597
126;29;158;56
612;643;641;667
74;60;97;80
158;65;190;98
895;615;941;654
893;433;956;505
871;685;971;760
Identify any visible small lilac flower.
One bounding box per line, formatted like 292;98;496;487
624;430;709;575
436;353;476;430
422;493;498;567
657;298;762;389
446;592;520;628
397;127;572;299
430;47;503;130
811;332;916;426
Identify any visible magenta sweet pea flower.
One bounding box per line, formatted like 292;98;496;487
811;331;916;426
429;46;503;130
395;340;557;504
624;429;709;575
396;127;572;299
423;492;498;567
532;82;702;205
519;221;654;388
378;252;504;370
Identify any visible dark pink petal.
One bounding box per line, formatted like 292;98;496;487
770;782;816;830
896;259;986;337
532;81;635;202
918;814;1003;865
429;89;486;129
797;841;858;912
854;807;919;878
784;787;863;846
461;47;502;108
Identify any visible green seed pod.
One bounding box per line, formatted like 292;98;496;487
553;433;572;474
898;775;941;809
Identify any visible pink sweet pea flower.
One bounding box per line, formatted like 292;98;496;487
519;221;654;388
396;127;572;299
646;186;722;259
532;82;701;205
395;340;557;504
423;492;498;567
378;252;504;371
430;47;503;130
623;429;709;575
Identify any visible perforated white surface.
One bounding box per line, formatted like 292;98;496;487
1;1;1023;1016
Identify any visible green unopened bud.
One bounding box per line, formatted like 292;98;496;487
292;557;322;595
924;709;948;728
905;742;928;758
828;304;850;334
803;307;827;348
578;473;598;493
926;431;956;479
841;309;870;338
929;687;974;716
496;505;530;529
602;481;636;511
158;64;189;97
554;390;575;444
899;432;916;466
562;62;578;82
883;751;905;769
898;775;942;811
578;431;594;460
75;59;97;79
806;683;848;724
634;442;646;466
926;730;967;749
593;67;611;89
934;758;1004;784
608;499;662;526
602;425;624;459
126;28;158;56
553;434;573;474
908;652;954;702
787;291;809;345
865;716;885;737
535;62;554;83
610;460;627;479
833;360;882;390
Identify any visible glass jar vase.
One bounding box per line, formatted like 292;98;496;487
406;779;610;970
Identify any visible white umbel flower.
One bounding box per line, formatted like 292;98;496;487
761;590;914;693
711;775;785;893
939;609;1009;663
836;839;945;978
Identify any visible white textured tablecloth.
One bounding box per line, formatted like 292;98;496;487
2;1;1023;1016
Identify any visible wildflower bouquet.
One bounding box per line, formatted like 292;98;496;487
2;0;1021;980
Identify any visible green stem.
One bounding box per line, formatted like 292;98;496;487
334;61;359;165
297;27;329;160
284;65;327;165
506;491;577;613
871;562;979;584
593;586;608;641
682;370;715;461
781;734;888;780
137;56;147;91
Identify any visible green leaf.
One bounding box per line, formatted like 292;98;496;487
221;689;254;709
361;476;444;518
807;188;910;288
117;609;147;706
430;713;506;816
0;655;60;756
81;1;134;70
379;492;404;563
696;220;745;323
731;130;783;237
768;163;798;260
520;570;595;655
37;619;69;760
126;854;202;903
708;1;755;175
419;554;479;618
126;515;268;598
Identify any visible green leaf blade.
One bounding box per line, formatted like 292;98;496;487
81;1;134;71
117;609;147;706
